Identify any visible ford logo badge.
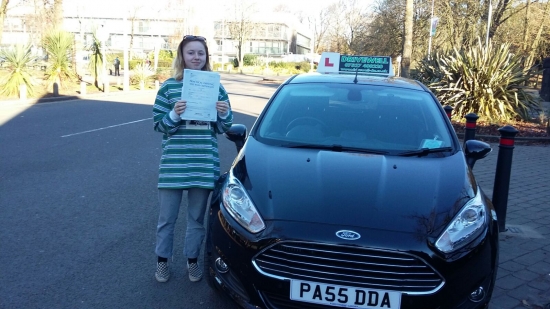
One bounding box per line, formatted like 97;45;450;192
336;230;361;240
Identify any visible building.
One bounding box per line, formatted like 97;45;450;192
1;1;313;65
211;12;313;64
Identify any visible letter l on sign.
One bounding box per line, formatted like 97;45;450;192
317;52;341;73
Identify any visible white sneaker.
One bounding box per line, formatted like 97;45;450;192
155;261;170;283
187;261;202;282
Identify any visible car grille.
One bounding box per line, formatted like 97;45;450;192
260;291;343;309
253;241;444;294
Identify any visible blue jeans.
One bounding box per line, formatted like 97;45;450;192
155;188;210;259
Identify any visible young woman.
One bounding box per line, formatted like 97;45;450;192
152;35;232;283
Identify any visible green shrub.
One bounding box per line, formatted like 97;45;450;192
129;60;141;70
131;63;154;86
42;29;77;89
156;60;173;68
413;41;541;122
158;50;175;61
243;54;258;66
295;61;311;72
153;67;172;83
267;61;287;69
0;44;36;97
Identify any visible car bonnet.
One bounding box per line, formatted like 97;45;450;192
234;138;476;235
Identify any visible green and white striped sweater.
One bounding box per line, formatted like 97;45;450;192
153;77;233;189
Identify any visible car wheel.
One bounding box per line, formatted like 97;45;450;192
203;249;218;291
203;211;219;291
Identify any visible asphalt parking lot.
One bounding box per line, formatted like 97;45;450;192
1;74;549;309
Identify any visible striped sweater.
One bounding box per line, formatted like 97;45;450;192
153;77;233;189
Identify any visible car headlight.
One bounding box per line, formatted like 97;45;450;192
435;189;488;253
222;171;265;233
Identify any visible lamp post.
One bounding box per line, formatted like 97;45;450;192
97;24;110;92
310;28;315;73
486;0;493;46
397;55;402;76
123;14;129;92
221;18;225;70
427;0;435;59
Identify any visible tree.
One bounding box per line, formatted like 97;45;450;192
325;2;349;53
42;29;76;90
0;44;36;97
524;0;550;68
52;0;62;29
227;0;257;69
401;0;414;77
87;29;104;88
128;6;143;60
307;8;332;53
0;0;10;44
366;0;404;56
342;0;369;54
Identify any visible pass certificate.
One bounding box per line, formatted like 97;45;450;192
181;69;220;122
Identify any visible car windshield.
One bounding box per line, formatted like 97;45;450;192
256;83;454;154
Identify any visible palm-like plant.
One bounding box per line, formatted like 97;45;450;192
413;40;541;122
0;44;36;97
132;63;154;90
87;30;104;88
42;29;77;89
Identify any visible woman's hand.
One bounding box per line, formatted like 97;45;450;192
174;100;186;115
216;101;230;115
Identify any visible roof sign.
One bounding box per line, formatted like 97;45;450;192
317;52;394;77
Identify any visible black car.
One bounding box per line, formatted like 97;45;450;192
204;53;498;309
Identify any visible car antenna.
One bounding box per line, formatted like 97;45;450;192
353;66;360;84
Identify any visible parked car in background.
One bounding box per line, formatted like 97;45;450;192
205;53;498;309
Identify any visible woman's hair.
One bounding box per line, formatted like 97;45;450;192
172;36;212;80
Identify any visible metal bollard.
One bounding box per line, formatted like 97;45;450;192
492;125;518;232
464;113;479;142
19;84;27;101
80;82;86;96
444;106;453;119
540;57;550;101
53;82;59;96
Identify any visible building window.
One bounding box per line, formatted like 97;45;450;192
267;24;281;38
139;21;150;33
296;34;311;48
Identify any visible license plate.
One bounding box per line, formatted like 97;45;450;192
290;279;401;308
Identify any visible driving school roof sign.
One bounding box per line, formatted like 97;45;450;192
317;52;394;77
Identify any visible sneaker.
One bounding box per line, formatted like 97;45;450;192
155;261;170;283
187;261;202;282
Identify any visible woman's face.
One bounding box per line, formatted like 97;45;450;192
182;41;207;70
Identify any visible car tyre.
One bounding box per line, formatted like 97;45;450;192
203;212;219;292
203;251;218;291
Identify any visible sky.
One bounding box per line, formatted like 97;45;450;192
58;0;358;20
44;0;379;23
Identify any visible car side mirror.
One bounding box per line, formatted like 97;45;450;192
464;140;492;169
224;124;247;152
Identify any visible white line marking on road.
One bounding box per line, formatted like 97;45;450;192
61;118;149;137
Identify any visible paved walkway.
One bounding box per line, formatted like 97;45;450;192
472;142;550;308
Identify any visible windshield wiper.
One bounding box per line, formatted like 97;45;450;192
397;147;454;157
284;144;389;154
